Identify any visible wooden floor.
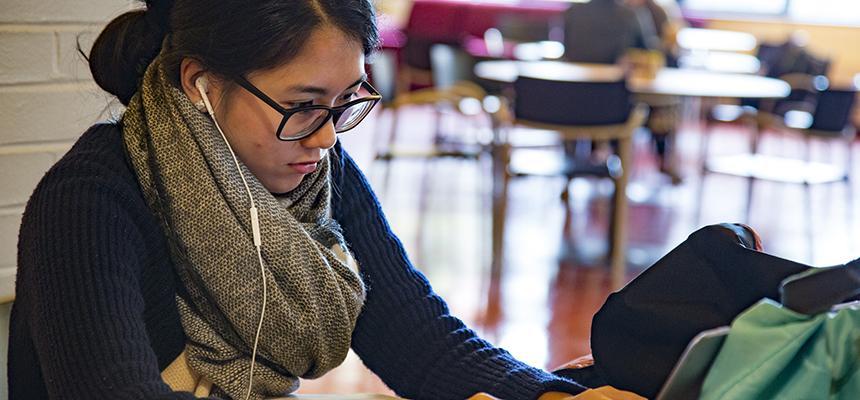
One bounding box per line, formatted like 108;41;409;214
298;104;860;395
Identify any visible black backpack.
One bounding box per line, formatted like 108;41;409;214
558;224;831;398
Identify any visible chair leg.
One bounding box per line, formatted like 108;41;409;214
490;141;511;283
433;105;445;145
607;181;617;265
803;136;815;262
804;182;815;263
696;118;717;226
845;138;855;254
847;177;855;255
561;177;574;242
412;159;434;268
744;121;763;224
744;177;756;224
610;136;631;289
479;154;493;282
378;107;401;196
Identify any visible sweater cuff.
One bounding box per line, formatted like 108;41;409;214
506;367;588;399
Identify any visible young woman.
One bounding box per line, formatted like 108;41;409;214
8;1;586;399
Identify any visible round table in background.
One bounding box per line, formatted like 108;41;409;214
473;60;790;98
678;51;762;75
676;27;758;53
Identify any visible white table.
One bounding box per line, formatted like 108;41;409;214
678;51;761;75
511;40;565;61
676;27;758;53
474;60;790;98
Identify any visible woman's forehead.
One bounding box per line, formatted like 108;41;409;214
251;27;366;95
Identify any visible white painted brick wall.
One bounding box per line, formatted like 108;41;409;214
0;82;118;145
0;31;56;84
0;1;132;298
0;210;22;271
57;29;101;81
0;0;133;24
0;302;11;399
0;3;135;394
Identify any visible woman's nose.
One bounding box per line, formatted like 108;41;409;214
300;120;337;150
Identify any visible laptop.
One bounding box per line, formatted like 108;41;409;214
655;326;730;400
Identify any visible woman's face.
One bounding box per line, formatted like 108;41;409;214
187;26;367;194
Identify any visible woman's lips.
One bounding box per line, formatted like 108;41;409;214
288;161;318;174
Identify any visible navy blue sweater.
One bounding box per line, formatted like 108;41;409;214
8;123;585;399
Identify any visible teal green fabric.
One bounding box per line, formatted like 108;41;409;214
701;299;860;400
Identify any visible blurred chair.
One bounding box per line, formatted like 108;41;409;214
782;87;857;186
396;1;470;93
490;76;648;288
706;73;829;159
373;44;488;190
495;14;553;43
371;43;490;266
704;73;832;206
463;16;554;60
707;40;830;131
753;73;831;133
702;84;856;258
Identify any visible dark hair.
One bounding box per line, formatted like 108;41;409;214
85;0;379;106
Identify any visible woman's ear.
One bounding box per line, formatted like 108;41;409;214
179;57;208;103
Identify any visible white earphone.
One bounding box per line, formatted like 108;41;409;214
195;75;267;400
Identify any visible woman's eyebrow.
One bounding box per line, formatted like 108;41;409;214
286;74;368;96
342;75;367;92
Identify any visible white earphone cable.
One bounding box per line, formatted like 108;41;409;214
198;80;267;400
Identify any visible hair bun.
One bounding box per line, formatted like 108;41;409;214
87;7;168;105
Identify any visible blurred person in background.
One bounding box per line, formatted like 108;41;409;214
562;0;660;64
563;0;684;182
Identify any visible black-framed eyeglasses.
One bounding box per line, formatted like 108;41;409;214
233;76;382;141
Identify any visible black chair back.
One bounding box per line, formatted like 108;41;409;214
513;76;631;126
745;41;831;111
810;89;857;133
756;42;783;77
496;14;552;42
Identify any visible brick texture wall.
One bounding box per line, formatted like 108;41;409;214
0;0;133;280
1;4;133;389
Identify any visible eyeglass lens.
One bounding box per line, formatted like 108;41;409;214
278;84;376;140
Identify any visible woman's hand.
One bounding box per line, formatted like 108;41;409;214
467;393;500;400
540;387;646;400
553;354;595;371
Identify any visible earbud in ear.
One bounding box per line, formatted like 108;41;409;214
194;76;214;114
195;75;209;94
193;76;210;112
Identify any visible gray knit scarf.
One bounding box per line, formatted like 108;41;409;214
122;57;366;399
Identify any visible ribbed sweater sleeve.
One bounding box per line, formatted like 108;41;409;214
12;158;202;399
332;147;586;400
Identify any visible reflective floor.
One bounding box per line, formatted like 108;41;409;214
298;104;859;395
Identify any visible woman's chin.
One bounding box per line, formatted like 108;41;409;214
263;175;303;195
